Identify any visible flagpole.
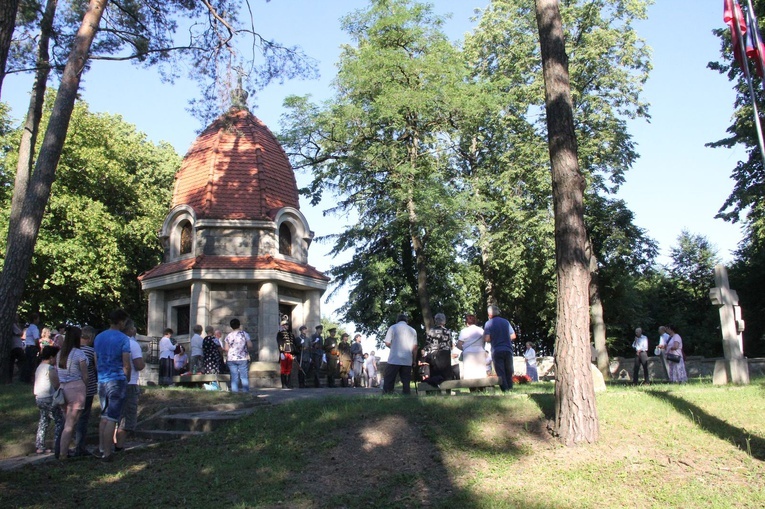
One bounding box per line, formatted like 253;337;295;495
734;0;765;166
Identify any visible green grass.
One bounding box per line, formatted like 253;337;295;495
0;383;48;455
1;380;764;508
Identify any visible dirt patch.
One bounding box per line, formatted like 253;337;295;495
286;414;453;507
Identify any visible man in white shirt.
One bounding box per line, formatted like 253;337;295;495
632;327;649;385
158;328;174;385
189;325;204;374
382;313;418;395
22;312;41;383
657;326;670;350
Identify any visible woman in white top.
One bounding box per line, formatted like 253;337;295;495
56;327;88;459
523;342;538;381
457;314;486;380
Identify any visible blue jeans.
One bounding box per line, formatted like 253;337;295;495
493;350;514;392
99;380;127;422
228;360;249;392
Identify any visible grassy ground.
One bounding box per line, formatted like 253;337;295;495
1;379;764;508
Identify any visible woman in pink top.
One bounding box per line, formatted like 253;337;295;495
56;327;88;459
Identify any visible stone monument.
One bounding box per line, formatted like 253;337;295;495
708;264;749;385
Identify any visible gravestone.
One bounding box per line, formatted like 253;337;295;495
590;363;607;393
708;264;749;385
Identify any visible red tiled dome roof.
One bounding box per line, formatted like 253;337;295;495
172;107;299;220
138;255;330;282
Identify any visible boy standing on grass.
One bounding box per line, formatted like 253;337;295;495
73;326;98;456
94;309;131;462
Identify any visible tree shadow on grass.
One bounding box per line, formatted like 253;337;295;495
0;394;561;509
646;389;765;461
527;393;556;421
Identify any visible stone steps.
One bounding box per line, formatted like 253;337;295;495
132;429;207;441
137;399;271;434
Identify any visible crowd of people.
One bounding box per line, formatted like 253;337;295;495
22;309;143;461
631;324;688;384
11;302;697;461
15;304;539;455
277;320;380;390
383;305;529;395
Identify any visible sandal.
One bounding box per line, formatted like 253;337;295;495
35;448;51;454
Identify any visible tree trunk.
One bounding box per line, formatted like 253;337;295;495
0;0;107;383
535;0;599;445
0;0;20;99
400;234;424;334
408;197;433;332
477;218;498;308
406;132;433;333
9;0;58;245
587;240;610;378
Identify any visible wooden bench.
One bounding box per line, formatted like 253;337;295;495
172;374;231;391
417;376;502;395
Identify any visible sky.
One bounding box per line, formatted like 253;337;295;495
1;0;749;342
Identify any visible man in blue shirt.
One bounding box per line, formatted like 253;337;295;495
483;305;517;392
94;309;131;462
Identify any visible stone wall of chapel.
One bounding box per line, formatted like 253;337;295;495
197;227;263;257
209;283;261;351
166;288;188;302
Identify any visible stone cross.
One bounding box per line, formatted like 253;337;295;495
708;264;749;384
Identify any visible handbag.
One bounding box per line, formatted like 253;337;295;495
52;386;66;406
666;353;681;363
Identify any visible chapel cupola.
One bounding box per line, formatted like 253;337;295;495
139;98;328;368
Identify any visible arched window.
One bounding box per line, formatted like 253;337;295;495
279;223;292;256
180;221;192;255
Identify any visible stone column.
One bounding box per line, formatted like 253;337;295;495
147;290;165;337
303;289;322;329
190;281;209;330
258;281;279;362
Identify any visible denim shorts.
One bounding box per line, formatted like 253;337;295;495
98;379;127;423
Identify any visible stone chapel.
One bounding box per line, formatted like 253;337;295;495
138;95;329;364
